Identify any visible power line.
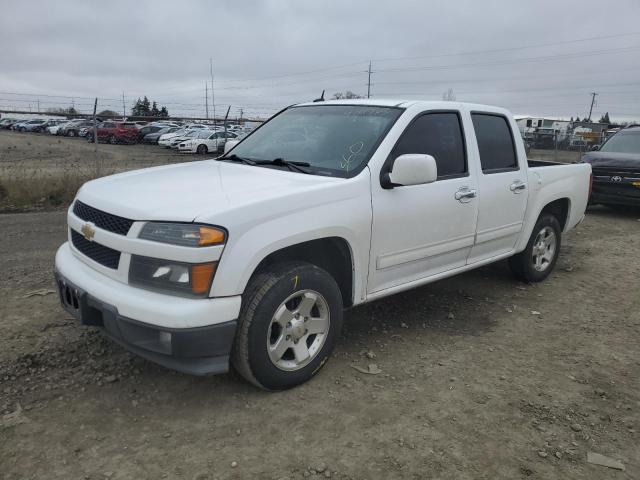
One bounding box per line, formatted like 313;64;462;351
371;31;640;63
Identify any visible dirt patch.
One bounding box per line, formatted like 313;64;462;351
1;207;639;479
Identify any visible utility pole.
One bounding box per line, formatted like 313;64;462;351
37;98;40;113
122;92;126;119
205;84;209;119
588;92;598;122
210;58;216;126
93;97;98;149
367;61;372;99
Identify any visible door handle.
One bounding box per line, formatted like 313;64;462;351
455;187;477;203
510;181;527;193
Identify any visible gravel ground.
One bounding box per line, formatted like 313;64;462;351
0;205;639;480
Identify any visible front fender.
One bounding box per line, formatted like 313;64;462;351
209;178;372;304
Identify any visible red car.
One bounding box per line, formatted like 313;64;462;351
94;121;138;144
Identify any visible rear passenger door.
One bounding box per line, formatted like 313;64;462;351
467;112;528;264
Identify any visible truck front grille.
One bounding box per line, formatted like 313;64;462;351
71;230;121;269
73;200;134;236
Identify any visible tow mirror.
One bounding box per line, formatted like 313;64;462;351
223;140;240;154
381;154;438;189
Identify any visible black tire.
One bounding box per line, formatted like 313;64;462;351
108;135;116;145
232;261;343;390
196;144;208;155
67;130;76;137
509;213;561;283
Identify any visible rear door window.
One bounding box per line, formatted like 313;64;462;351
472;113;518;172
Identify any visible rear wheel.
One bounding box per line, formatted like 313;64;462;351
509;213;561;282
67;130;76;137
108;135;116;145
232;262;343;390
196;144;208;155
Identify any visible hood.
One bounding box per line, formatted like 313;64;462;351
76;160;344;222
581;151;640;169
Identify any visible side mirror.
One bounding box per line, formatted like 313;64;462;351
590;144;600;151
223;139;240;154
381;154;438;189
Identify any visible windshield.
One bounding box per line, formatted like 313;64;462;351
227;105;403;177
600;130;640;154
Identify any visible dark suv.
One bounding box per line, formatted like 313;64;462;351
581;126;640;208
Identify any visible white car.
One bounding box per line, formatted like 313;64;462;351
157;128;188;147
178;130;237;154
55;99;591;390
158;126;209;147
47;121;73;135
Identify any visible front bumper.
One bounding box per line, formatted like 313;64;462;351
55;242;241;375
592;181;640;206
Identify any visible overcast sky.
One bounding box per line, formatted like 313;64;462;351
1;0;639;121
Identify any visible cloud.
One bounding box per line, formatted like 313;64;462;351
1;0;639;120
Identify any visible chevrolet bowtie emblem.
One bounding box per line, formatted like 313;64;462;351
81;223;96;241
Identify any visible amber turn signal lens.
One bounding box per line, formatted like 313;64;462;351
191;263;217;294
198;227;226;246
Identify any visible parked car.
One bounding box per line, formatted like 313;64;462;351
16;119;47;132
169;130;205;149
94;121;138;144
55;100;591;390
0;118;18;129
178;130;237;154
41;119;67;133
157;128;188;147
59;119;88;136
10;120;29;131
63;120;98;137
142;126;181;144
137;124;171;142
581;125;640;208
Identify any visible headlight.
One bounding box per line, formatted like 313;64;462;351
129;255;216;297
139;222;226;247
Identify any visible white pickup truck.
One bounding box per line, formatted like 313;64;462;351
55;100;591;390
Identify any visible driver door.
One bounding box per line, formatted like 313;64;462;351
368;110;479;294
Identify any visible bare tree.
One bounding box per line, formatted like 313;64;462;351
332;91;363;100
442;88;456;101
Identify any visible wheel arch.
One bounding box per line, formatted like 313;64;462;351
244;237;355;308
516;196;571;253
540;197;570;231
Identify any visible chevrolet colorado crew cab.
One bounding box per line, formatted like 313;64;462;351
55;100;592;390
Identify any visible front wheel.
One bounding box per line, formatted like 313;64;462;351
232;261;343;390
108;135;116;145
196;144;208;155
509;213;561;282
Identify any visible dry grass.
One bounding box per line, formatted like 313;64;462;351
0;131;188;211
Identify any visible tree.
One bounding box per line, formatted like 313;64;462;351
332;91;363;100
598;112;610;124
46;106;77;116
97;109;119;118
442;88;456;101
575;116;581;122
131;97;169;117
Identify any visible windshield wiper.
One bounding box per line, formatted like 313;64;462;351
258;158;312;174
218;154;257;166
